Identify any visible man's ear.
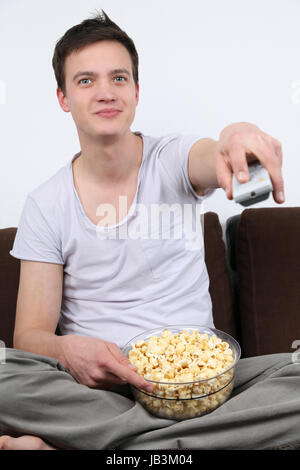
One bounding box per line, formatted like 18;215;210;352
56;87;70;113
135;82;139;107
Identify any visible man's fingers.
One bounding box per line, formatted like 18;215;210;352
88;370;136;389
215;153;234;199
216;134;284;203
101;342;153;392
106;342;138;370
95;341;153;392
239;135;285;202
225;142;250;184
99;371;129;385
273;138;283;166
105;356;154;393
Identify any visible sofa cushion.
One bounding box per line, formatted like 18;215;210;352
237;207;300;357
0;228;20;348
204;212;236;339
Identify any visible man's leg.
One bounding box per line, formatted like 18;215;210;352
1;349;300;450
0;348;175;450
118;352;300;450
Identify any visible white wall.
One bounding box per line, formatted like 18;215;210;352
1;0;300;239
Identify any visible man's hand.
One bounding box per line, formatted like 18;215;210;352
59;335;154;393
215;122;285;203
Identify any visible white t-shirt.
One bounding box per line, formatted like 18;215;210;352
10;132;215;348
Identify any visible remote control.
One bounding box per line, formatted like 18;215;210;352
232;161;273;207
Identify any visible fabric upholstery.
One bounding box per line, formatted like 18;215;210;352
0;228;19;348
203;212;236;339
236;207;300;357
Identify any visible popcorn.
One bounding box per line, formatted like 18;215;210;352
128;328;236;420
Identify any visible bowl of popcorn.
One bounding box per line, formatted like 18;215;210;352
122;325;241;421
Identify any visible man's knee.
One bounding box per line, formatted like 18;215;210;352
0;348;58;406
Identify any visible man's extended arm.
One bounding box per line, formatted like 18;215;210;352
188;138;219;195
188;122;285;204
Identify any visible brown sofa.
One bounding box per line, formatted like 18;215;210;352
1;207;300;359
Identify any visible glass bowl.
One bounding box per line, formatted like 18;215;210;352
122;325;241;420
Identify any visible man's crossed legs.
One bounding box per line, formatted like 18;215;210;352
1;348;300;450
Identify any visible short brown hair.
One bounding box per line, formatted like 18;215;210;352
52;9;139;96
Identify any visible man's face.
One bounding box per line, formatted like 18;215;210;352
57;40;139;141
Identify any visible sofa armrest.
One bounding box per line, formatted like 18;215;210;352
231;207;300;357
204;212;237;340
0;228;20;348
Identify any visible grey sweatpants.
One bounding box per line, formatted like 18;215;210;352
0;348;299;450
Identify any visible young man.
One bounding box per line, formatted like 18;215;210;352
1;11;297;451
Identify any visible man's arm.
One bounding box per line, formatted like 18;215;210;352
13;260;153;392
13;260;65;362
188;138;219;195
187;122;285;204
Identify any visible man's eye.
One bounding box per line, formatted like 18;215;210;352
79;78;91;85
114;76;126;82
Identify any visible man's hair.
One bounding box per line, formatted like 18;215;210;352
52;9;139;96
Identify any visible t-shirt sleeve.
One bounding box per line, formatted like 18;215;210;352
9;194;64;265
159;134;216;200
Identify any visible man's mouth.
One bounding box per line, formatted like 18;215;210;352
95;109;121;119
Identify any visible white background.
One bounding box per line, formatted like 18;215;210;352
1;0;300;237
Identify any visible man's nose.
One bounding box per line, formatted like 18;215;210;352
94;81;116;101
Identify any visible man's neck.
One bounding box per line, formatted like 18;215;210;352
75;132;143;187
